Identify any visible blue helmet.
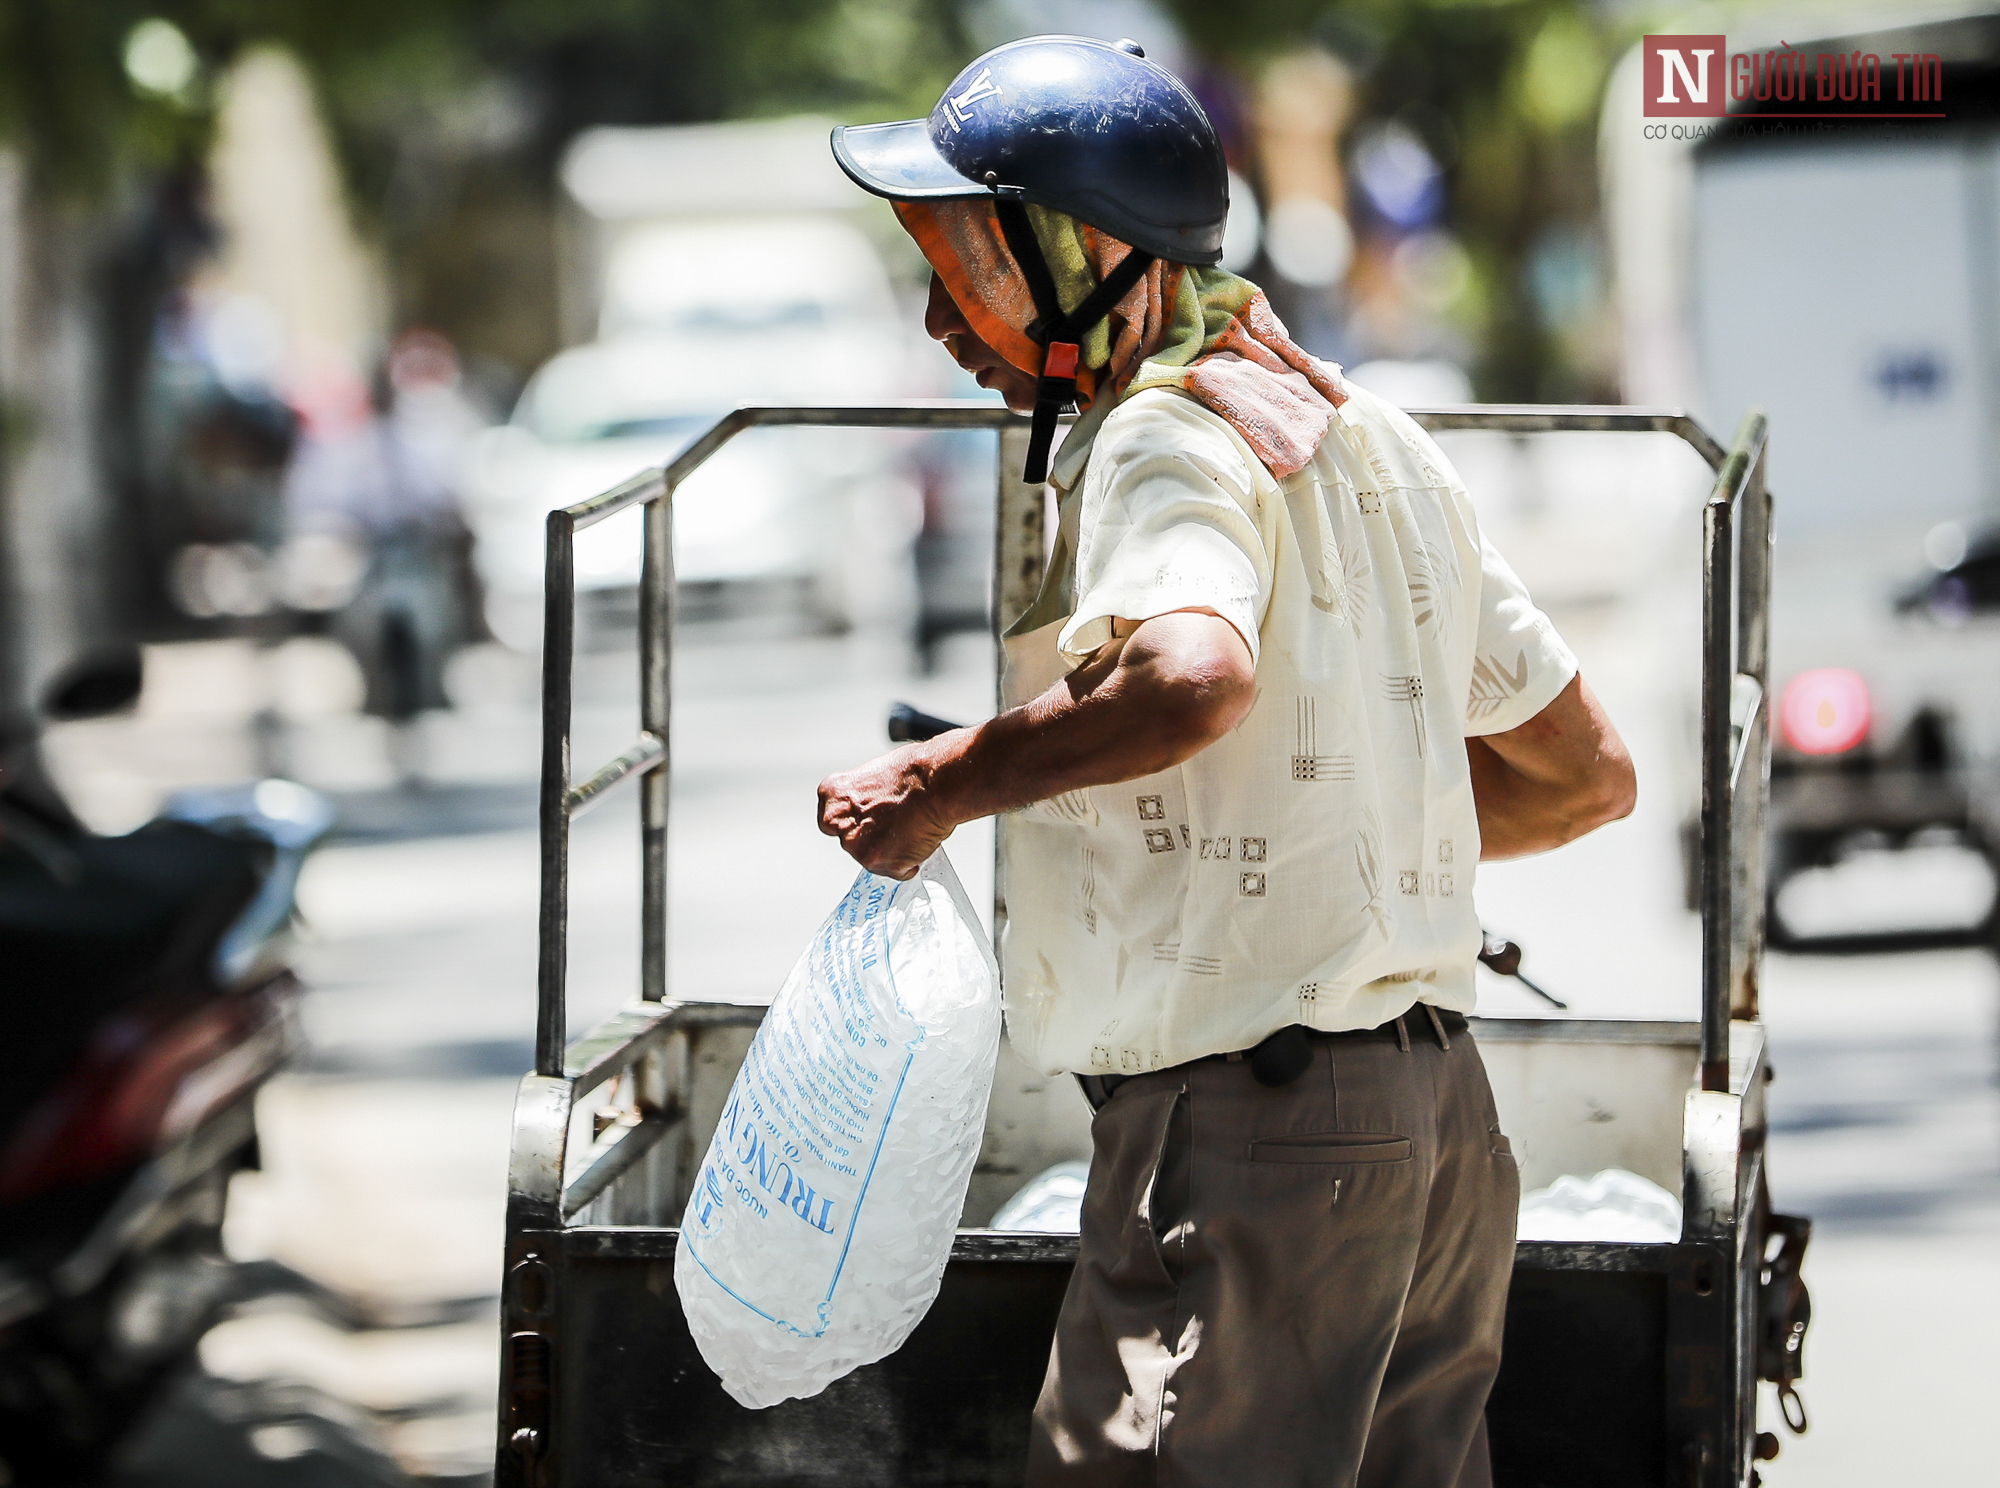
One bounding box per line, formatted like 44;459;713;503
832;35;1228;266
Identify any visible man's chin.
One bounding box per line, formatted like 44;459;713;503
971;372;1032;414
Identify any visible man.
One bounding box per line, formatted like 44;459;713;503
820;36;1635;1487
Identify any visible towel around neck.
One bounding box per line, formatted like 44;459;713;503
895;197;1348;478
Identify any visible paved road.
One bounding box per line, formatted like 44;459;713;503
104;625;1001;1482
51;596;1998;1483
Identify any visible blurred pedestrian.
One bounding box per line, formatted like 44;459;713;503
282;328;485;770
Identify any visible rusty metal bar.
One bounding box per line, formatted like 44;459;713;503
1698;412;1770;1092
536;508;576;1079
1700;499;1735;1095
564;732;665;817
1409;405;1728;469
993;424;1048;635
563;1115;674;1218
567;467;666;532
640;492;674;1003
1732;447;1774;1025
992;423;1044;952
548;403;1723;536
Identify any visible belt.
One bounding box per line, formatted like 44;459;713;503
1076;1008;1468;1112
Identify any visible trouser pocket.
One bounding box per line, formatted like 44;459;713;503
1247;1132;1412;1165
1147;1088;1191;1281
1086;1084;1187;1291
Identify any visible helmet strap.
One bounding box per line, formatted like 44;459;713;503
991;195;1155;484
993;195;1062;335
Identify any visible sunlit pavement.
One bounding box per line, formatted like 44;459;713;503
50;603;1999;1484
72;622;996;1485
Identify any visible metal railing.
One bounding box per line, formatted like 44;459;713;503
533;404;1029;1081
1699;412;1773;1090
531;401;1762;1096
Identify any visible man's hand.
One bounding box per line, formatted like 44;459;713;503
1468;673;1635;859
817;739;961;881
814;610;1254;880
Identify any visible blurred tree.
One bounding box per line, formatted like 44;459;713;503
293;0;968;386
0;0;963;190
0;0;968;773
0;3;226;801
1;0;968;368
1164;0;1625;401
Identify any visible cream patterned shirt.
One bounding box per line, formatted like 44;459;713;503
997;382;1577;1077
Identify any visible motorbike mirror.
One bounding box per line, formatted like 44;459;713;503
42;646;143;720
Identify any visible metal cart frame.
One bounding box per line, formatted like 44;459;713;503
497;403;1785;1488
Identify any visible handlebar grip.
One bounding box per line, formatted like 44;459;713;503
887;702;965;744
1478;932;1523;978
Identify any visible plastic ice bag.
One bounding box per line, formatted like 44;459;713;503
674;851;1001;1408
1516;1167;1682;1243
990;1161;1089;1233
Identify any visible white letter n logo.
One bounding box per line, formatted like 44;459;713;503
1643;34;1726;117
1657;48;1713;103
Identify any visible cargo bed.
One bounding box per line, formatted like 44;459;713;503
496;404;1805;1487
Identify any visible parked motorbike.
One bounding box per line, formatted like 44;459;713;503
0;665;334;1478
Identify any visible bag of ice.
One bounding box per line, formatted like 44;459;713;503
1516;1167;1682;1243
674;851;1001;1408
991;1162;1089;1233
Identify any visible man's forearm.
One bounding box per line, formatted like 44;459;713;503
927;615;1251;826
816;611;1254;878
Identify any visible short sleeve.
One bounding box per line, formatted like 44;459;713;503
1055;396;1272;669
1465;534;1578;736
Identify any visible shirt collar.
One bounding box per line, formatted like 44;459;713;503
1048;391;1118;494
997;392;1118;642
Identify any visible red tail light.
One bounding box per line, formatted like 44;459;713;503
0;987;293;1204
1779;668;1871;755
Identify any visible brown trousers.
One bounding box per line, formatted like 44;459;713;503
1026;1021;1519;1488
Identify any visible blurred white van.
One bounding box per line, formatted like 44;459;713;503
465;125;925;649
1605;14;2000;943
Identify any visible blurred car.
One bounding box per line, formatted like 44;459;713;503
464;215;918;648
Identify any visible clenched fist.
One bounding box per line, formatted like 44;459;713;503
817;742;960;881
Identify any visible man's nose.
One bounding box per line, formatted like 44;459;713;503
924;273;967;343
